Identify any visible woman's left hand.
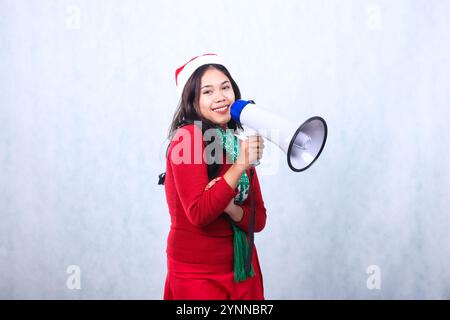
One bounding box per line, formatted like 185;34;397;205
224;198;236;214
224;198;244;222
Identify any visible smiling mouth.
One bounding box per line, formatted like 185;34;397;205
212;105;229;114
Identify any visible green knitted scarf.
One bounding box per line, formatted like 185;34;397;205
216;125;255;282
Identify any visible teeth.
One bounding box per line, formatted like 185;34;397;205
213;106;228;112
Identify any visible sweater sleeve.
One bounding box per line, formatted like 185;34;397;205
168;124;238;228
235;168;267;233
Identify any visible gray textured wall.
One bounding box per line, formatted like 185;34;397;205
1;0;449;299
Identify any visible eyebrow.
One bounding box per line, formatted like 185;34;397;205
201;81;230;90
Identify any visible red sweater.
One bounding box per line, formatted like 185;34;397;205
164;124;267;265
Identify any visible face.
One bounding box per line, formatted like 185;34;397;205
198;67;235;125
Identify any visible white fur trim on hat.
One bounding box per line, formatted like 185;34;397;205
175;53;224;97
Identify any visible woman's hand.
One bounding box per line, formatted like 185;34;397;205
236;135;265;170
224;198;244;223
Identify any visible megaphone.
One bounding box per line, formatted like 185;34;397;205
230;100;327;172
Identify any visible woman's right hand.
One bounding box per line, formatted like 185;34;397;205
236;135;265;170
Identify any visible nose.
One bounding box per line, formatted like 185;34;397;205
214;90;226;103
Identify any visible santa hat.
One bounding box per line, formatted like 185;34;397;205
175;53;224;97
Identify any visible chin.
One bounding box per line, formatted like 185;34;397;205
217;115;231;125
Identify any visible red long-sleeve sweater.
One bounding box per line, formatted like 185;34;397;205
164;124;267;265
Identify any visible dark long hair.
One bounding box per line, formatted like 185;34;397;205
162;64;243;181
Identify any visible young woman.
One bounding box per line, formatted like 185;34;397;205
161;53;267;300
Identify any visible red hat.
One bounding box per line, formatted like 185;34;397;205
175;53;224;97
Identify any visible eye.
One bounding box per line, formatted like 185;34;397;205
222;85;231;90
203;90;212;95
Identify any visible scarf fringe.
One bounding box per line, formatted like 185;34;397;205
217;126;254;282
232;223;254;282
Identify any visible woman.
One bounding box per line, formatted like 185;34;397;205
161;53;267;300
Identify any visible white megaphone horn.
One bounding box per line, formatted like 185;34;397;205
230;100;328;172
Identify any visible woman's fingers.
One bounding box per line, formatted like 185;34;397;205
248;136;264;160
236;135;265;168
247;136;264;148
257;149;263;159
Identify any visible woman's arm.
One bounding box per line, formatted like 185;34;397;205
234;169;267;233
170;125;238;228
223;135;263;189
224;199;244;222
223;135;266;230
223;163;246;190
